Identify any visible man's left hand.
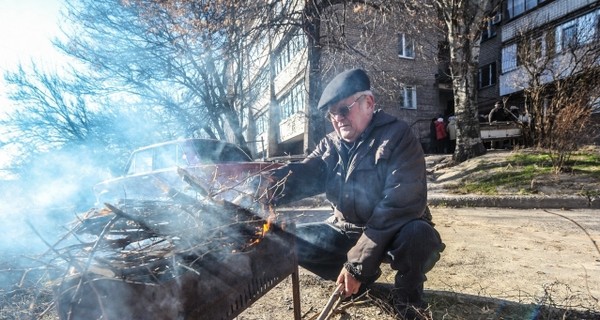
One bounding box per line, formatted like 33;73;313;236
336;267;361;297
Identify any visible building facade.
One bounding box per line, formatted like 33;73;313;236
479;0;600;116
243;3;450;159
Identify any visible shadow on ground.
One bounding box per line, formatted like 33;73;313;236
366;283;600;320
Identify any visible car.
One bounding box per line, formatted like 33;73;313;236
93;139;281;206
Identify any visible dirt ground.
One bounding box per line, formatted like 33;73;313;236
238;207;600;319
237;150;600;319
5;149;599;319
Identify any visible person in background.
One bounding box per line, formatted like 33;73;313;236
434;117;448;154
518;109;530;125
488;101;507;124
265;69;445;319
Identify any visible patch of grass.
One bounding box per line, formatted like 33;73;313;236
452;149;600;195
569;152;600;178
455;165;550;195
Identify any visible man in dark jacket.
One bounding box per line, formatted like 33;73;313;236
267;69;444;319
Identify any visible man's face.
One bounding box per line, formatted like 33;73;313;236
327;93;374;143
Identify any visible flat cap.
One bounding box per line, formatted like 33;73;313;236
317;68;370;110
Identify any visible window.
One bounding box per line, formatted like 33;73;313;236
399;86;417;109
482;19;497;41
525;0;537;11
545;30;556;57
561;24;578;50
398;33;415;59
274;29;307;75
506;0;541;19
255;111;267;135
501;43;517;72
479;63;497;88
279;82;305;120
507;0;525;19
591;97;600;114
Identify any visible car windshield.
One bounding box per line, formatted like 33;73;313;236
125;140;251;175
188;140;251;163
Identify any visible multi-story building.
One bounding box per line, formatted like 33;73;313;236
243;3;452;159
479;0;600;116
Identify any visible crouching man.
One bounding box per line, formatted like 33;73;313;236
266;69;445;319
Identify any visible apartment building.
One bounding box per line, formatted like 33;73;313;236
243;3;450;159
479;0;600;115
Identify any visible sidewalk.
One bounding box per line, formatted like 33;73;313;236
284;192;599;210
427;193;599;209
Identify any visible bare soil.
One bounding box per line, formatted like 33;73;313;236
2;150;600;319
238;207;600;320
238;149;600;319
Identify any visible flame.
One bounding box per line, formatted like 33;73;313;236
261;220;271;237
244;207;275;250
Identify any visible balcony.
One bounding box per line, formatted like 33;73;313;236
502;0;597;42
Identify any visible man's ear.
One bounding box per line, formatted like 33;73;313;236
364;94;375;111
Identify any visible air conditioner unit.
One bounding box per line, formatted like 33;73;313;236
492;13;502;25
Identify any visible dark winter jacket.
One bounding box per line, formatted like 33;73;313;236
269;110;428;280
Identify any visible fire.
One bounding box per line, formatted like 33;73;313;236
243;206;275;250
261;220;271;237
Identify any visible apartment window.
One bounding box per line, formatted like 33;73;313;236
534;36;545;60
507;0;525;19
398;33;415;59
274;29;307;75
506;0;540;19
479;62;497;88
279;82;305;120
591;97;600;114
545;30;556;57
501;43;517;72
482;19;497;41
255;111;267;135
525;0;537;11
561;24;578;50
399;86;417;109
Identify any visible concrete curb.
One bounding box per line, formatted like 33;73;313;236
282;194;599;210
428;194;599;209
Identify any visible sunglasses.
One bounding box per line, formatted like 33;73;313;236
326;95;365;120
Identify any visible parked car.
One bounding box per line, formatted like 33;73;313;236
93;139;281;206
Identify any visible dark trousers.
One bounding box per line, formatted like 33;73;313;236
293;218;444;300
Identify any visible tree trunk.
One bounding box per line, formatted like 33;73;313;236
303;0;325;155
433;0;495;162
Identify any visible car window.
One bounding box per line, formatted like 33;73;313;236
220;145;252;162
125;140;252;175
153;144;181;170
193;140;252;164
127;149;153;175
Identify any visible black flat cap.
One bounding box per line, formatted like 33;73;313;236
317;68;371;110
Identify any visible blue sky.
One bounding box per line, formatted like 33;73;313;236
0;0;65;173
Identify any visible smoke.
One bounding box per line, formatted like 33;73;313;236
0;145;114;291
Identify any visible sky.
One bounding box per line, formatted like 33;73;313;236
0;0;65;174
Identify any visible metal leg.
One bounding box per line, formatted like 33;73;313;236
291;265;302;320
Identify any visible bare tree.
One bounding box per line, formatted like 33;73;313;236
1;64;98;153
143;0;440;151
509;15;600;171
430;0;496;162
0;62;176;176
56;0;251;146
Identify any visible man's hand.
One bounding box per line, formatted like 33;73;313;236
336;267;361;297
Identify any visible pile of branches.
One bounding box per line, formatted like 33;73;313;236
56;168;273;283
